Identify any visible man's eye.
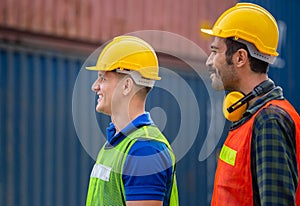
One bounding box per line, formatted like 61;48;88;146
98;75;105;81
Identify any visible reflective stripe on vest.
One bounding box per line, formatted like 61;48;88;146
86;125;179;206
211;99;300;205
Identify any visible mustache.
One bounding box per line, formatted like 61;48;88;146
208;66;217;73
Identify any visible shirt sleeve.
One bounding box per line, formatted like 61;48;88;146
122;139;173;201
251;106;298;206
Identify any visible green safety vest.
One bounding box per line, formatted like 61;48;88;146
86;125;179;206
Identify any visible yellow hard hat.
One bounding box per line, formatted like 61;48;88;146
201;3;279;57
86;36;161;84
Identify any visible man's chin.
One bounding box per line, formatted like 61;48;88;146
211;81;224;91
95;106;104;113
96;107;111;116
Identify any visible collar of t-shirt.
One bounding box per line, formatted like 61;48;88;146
105;112;154;147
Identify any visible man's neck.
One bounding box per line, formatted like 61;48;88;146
111;109;145;133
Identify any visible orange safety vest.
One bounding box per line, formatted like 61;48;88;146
211;99;300;205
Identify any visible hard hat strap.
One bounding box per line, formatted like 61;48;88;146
116;69;155;87
235;38;276;64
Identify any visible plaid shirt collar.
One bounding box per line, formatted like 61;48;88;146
231;86;284;129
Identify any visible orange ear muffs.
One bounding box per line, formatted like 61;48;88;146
223;91;248;122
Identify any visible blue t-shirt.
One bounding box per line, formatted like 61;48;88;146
105;113;173;204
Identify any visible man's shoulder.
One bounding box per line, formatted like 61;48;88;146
254;103;295;132
129;139;168;156
256;104;293;122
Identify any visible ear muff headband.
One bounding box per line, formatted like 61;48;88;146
223;79;275;122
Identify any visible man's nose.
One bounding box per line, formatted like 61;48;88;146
206;53;213;67
91;79;99;92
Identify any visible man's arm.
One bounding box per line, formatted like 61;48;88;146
252;106;297;205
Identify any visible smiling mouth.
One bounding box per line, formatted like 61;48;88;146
208;67;216;74
97;94;103;102
208;69;216;77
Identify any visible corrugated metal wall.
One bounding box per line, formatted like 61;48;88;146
0;42;94;206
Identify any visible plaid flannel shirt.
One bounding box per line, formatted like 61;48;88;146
231;87;298;206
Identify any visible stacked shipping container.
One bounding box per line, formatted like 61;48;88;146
2;0;300;205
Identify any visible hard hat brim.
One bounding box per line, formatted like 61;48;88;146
86;66;112;71
200;28;214;36
85;66;97;70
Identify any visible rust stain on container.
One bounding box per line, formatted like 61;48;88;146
0;0;237;49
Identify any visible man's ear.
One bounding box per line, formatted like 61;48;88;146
123;77;134;95
234;48;248;67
